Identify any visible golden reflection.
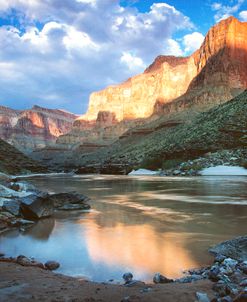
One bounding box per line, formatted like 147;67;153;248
84;222;198;278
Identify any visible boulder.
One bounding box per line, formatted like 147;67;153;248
16;255;44;268
153;273;173;284
20;194;54;220
44;260;60;270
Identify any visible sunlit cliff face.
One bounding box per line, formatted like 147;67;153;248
78;17;247;122
84;221;198;278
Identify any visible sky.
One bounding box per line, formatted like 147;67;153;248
0;0;246;114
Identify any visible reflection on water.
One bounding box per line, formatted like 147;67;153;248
0;175;247;282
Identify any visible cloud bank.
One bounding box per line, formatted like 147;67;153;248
0;1;203;113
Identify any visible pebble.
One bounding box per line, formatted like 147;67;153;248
153;273;173;284
44;261;60;270
122;272;133;283
196;292;210;302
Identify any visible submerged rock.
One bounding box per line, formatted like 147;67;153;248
48;192;91;211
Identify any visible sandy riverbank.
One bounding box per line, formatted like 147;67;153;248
0;262;214;302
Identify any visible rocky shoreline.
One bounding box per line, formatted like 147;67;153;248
0;236;246;302
0;172;91;234
159;149;247;177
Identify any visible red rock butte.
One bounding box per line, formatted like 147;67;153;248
78;16;247;122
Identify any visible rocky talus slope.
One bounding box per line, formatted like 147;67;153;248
48;90;246;173
0;138;47;175
0;105;77;154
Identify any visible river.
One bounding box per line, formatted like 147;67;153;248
1;174;247;282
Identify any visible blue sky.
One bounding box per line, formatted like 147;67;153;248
0;0;246;114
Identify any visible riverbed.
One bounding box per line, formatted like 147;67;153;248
1;174;246;282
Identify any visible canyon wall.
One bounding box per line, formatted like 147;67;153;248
56;16;247;153
79;16;247;123
0;105;78;153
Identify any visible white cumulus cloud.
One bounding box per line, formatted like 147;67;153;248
239;10;247;21
182;32;204;54
0;0;195;113
211;0;245;22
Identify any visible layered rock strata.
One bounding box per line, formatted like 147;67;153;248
0;105;78;153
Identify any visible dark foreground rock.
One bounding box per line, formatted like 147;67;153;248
48;192;91;211
20;194;54;220
44;260;60;270
0;174;91;232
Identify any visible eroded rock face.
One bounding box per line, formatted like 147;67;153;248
80;55;197;121
0;105;78;153
32;17;247;166
78;17;247;123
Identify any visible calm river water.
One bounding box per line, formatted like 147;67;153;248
1;174;247;282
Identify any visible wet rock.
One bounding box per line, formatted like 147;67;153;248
209;236;247;261
214;255;226;264
124;280;145;287
223;258;238;268
1;198;21;216
153;273;173;284
178;274;204;283
9;182;46;197
0;184;32;199
16;255;32;266
231;271;244;284
0;173;12;187
45;260;60;270
240;279;247;287
208;265;221;281
220;266;234;276
213;281;231;297
239;262;247;274
56;204;90;211
196;292;210;302
233;291;247;302
220;296;233;302
122;272;133;283
20;194;54;220
173;170;181;176
16;255;44;268
48;192;91;211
